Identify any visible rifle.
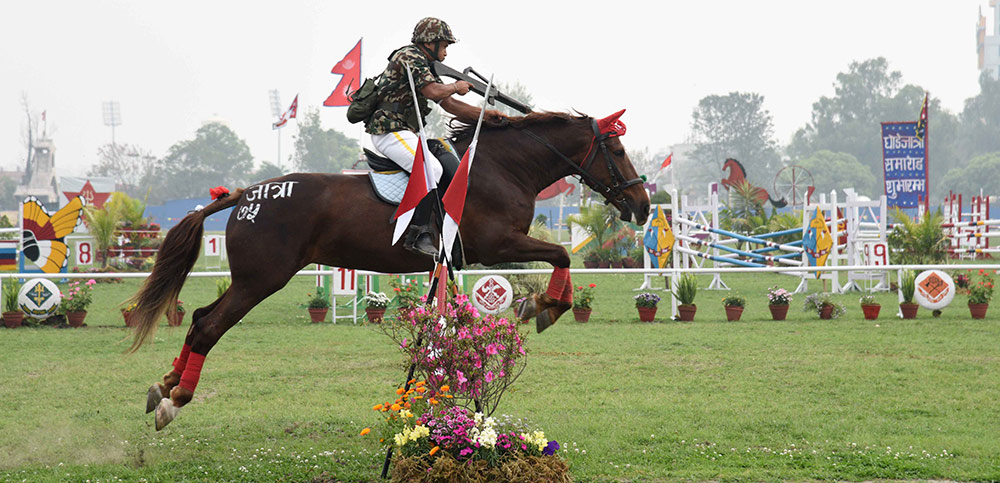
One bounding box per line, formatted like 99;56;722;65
431;61;532;114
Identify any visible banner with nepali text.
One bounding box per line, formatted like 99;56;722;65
880;122;928;209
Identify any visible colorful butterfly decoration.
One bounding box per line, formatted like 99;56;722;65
22;196;86;273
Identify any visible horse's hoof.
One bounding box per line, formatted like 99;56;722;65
145;384;164;413
516;295;538;321
155;398;180;431
536;308;556;333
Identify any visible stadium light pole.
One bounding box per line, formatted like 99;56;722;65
102;101;121;147
269;89;282;172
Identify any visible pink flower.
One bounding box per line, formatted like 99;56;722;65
485;371;494;383
86;279;96;286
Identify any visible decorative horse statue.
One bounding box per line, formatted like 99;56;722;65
129;110;650;430
536;177;576;201
720;158;787;209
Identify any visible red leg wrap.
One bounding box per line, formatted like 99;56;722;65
178;352;206;393
559;276;574;305
546;267;570;299
172;344;192;374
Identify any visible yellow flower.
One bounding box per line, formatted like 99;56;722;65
360;428;371;436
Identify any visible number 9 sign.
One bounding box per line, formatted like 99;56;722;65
862;242;889;266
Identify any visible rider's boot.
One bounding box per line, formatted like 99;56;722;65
403;195;440;259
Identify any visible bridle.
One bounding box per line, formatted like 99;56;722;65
521;118;644;216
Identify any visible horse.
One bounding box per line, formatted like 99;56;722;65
720;158;787;209
128;110;650;430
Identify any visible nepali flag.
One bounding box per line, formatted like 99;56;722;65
324;39;362;107
391;133;437;245
272;94;298;130
915;92;928;141
442;140;476;255
660;152;673;170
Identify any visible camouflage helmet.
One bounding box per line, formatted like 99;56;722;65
412;17;457;44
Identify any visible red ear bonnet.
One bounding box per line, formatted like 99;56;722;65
596;109;627;137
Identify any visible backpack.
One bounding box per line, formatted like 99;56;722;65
346;76;382;124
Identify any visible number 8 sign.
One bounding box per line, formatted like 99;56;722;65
75;240;94;266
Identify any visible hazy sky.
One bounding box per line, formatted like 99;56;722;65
0;1;988;178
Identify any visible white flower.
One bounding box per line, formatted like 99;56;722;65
394;433;407;447
476;427;498;448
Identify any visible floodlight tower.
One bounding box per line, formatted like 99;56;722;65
102;101;121;146
269;89;282;171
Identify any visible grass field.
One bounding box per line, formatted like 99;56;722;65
1;268;999;482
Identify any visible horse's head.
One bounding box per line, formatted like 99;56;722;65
576;110;650;225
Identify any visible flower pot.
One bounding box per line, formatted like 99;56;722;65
168;311;185;327
861;304;881;320
582;260;598;269
573;307;592;322
365;307;386;323
308;307;328;323
3;311;23;329
636;306;657;322
768;304;789;321
677;304;697;322
66;310;87;328
819;304;834;320
724;305;744;321
899;303;919;319
122;311;137;327
969;303;989;319
597;261;610;269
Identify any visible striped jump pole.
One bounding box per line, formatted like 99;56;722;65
675;246;765;268
675;218;804;253
677;234;802;266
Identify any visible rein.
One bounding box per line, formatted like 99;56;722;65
520;119;643;209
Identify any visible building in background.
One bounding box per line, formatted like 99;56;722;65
14;137;59;207
977;1;1000;80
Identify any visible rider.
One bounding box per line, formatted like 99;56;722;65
366;17;505;257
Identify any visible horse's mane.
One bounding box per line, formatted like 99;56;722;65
449;111;589;143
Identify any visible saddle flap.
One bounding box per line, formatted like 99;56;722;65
364;148;403;172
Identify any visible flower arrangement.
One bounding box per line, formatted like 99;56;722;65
859;294;880;306
803;293;845;319
899;268;916;305
175;300;186;313
953;272;970;289
633;292;660;308
722;293;746;307
766;286;792;306
60;279;96;313
574;283;596;309
390;278;423;308
122;301;138;315
3;279;19;313
967;269;995;305
674;273;697;306
306;291;330;309
362;291;391;309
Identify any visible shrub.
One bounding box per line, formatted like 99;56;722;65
766;286;792;306
674;273;697;306
574;284;596;309
968;269;995;305
859;294;880;306
722;293;746;307
3;279;19;313
59;280;96;313
899;269;916;304
633;292;660;308
306;291;330;309
802;293;846;319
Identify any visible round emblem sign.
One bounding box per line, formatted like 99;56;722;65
18;278;62;319
471;276;513;315
914;270;955;310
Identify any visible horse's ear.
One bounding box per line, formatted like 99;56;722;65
597;109;627;137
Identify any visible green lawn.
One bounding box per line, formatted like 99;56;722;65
1;270;999;482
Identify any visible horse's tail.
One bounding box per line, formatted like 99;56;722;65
127;189;244;353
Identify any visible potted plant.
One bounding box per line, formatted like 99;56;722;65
673;273;698;321
60;279;96;327
766;286;792;320
859;293;881;320
2;278;23;329
307;290;330;323
121;301;138;327
595;248;613;269
167;300;185;327
803;293;845;320
899;268;918;319
967;269;994;319
722;293;746;321
581;250;600;269
362;291;390;323
572;283;596;322
633;292;660;322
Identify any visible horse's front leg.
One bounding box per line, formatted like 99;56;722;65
479;232;573;333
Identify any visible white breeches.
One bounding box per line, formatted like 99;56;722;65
371;131;443;183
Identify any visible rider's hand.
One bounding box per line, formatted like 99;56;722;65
484;109;509;125
453;81;472;95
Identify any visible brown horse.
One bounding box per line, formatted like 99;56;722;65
129;111;650;430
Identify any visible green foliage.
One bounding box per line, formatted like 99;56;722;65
3;279;19;312
567;203;622;249
649;190;671;204
292;108;360;173
690;92;780;186
959;71;1000;159
216;277;231;298
157;122;254;202
722;293;746;307
674;273;698;305
886;209;947;265
899;269;916;304
939;152;1000;196
0;176;19;211
803;293;846;318
859;293;880;306
795;150;878;197
88;143;156;199
306;290;330;309
573;283;596;309
967;270;995;305
253;161;285;181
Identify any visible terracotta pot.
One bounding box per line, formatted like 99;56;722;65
677;304;697;322
66;311;87;328
3;311;23;329
819;304;834;320
168;311;185;327
861;304;881;320
572;307;592;322
768;304;789;321
366;307;387;323
637;306;657;322
582;260;598;269
122;311;138;327
969;303;989;319
610;261;623;268
724;305;744;321
597;261;611;269
308;307;328;323
899;303;919;319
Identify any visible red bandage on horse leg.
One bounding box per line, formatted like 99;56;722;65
559;276;574;305
178;352;206;393
172;344;192;375
546;267;570;299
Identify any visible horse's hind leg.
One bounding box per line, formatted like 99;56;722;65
145;298;223;413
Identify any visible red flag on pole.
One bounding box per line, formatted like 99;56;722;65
272;95;298;130
391;134;432;245
324;39;362;107
660;153;673;170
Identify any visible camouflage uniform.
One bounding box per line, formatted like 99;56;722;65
364;45;440;135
